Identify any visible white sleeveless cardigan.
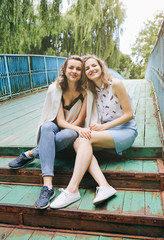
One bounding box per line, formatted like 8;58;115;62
36;81;99;144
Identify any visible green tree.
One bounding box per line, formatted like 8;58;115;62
0;0;39;54
38;0;62;54
131;11;164;67
117;54;132;79
60;0;125;67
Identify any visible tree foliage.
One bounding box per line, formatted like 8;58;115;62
0;0;40;54
131;11;164;66
0;0;125;70
129;11;164;79
60;0;125;68
117;53;145;79
1;0;163;80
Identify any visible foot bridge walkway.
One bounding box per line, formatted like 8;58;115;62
0;79;164;239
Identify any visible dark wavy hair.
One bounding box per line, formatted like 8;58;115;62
56;55;85;92
82;54;112;97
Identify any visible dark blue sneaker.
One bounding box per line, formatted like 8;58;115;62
8;153;34;169
35;186;55;209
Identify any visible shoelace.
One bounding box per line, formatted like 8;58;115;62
57;188;69;200
40;188;51;199
16;155;27;163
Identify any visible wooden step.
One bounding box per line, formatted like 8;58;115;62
0;145;162;159
0;184;164;237
1;225;163;240
0;225;164;240
0;156;164;190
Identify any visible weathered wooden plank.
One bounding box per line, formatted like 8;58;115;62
134;98;146;146
67;189;86;209
75;234;99;239
78;190;96;211
106;191;124;213
0;157;162;190
123;146;162;158
106;160;125;171
100;237;122;240
124;160;142;172
145;191;163;216
0;114;40;146
0;107;40;130
0;226;14;239
0;204;163;237
0;118;39;145
122;238;138;240
0;184;14;200
0;157;15;168
0;156;160;173
0;157;160;174
0;226;160;240
7;208;164;236
5;228;33;240
143;160;158;173
145;97;161;146
0;91;46;121
0;185;32;204
52;232;76;240
29;230;55;240
17;186;42;206
122;191;145;216
0;104;41;126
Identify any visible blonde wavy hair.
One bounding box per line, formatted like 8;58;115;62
82;54;112;97
56;55;84;92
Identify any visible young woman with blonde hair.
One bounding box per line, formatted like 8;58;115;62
50;54;137;208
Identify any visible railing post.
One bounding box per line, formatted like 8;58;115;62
4;56;12;98
44;56;49;86
28;56;33;90
57;57;59;77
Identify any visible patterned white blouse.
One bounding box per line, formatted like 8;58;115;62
96;80;133;122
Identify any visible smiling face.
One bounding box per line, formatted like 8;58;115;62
65;59;82;83
85;58;102;84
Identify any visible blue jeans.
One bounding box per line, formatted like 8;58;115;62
32;121;78;177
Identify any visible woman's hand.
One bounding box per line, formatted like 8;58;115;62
89;123;105;131
78;127;92;139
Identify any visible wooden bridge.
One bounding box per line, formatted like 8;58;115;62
0;21;164;240
0;78;164;239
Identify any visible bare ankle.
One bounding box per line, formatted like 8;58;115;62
66;186;79;194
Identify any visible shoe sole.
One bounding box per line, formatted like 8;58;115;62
93;191;117;205
8;158;35;170
35;192;56;210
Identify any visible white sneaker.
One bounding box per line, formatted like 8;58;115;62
50;188;81;209
93;186;117;205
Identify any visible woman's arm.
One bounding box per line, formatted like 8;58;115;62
56;95;91;138
90;78;133;131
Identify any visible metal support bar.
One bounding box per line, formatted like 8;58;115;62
57;57;59;77
28;56;33;90
44;56;49;86
4;56;12;98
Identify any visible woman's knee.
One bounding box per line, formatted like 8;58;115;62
73;136;90;151
78;136;91;145
62;129;78;140
73;137;80;152
41;121;58;133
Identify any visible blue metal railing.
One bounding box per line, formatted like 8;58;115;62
0;54;66;99
145;19;164;126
